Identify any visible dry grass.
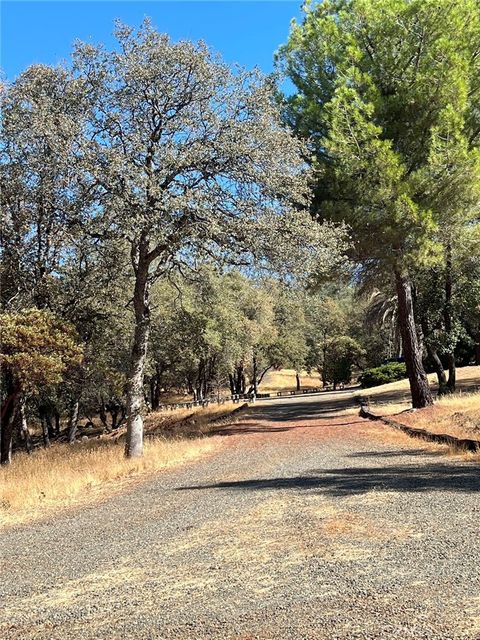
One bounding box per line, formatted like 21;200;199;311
0;403;240;528
360;383;480;459
261;368;322;393
143;401;240;437
0;437;220;528
360;420;434;448
359;420;480;462
398;392;480;442
356;365;480;409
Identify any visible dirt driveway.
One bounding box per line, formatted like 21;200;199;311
2;392;480;639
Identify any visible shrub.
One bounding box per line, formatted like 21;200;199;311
359;362;407;388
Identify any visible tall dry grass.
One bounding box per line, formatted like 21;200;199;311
360;389;480;460
356;368;480;458
143;401;240;435
261;368;322;393
0;437;220;528
398;391;480;441
0;403;239;528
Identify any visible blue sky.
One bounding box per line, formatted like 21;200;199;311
1;1;304;80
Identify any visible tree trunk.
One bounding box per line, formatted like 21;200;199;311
54;410;60;436
395;270;433;408
444;243;456;393
240;369;246;394
196;358;206;401
150;363;162;411
228;373;235;395
99;398;108;429
15;395;32;454
46;414;55;440
445;353;456;393
41;417;50;448
200;358;208;400
38;405;52;446
106;402;118;429
202;373;208;400
296;372;301;392
205;356;216;397
257;365;272;389
149;376;155;410
68;399;80;443
428;345;448;395
1;404;16;464
321;338;328;387
116;406;127;430
235;364;244;395
125;263;150;458
420;318;448;395
252;355;258;396
231;364;245;395
247;365;272;395
1;373;19;465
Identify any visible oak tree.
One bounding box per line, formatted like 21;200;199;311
74;20;341;456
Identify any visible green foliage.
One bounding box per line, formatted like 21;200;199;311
0;309;83;391
304;287;361;379
69;19;346;284
2;8;478;453
279;0;480;403
1;19;350;458
278;0;480;273
0;65;90;309
148;270;314;397
359;362;407;389
323;335;365;387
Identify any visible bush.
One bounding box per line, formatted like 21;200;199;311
359;362;407;388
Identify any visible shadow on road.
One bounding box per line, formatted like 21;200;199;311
240;396;358;424
211;418;358;436
347;449;446;458
177;462;480;496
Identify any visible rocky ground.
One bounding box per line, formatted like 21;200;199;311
2;391;480;639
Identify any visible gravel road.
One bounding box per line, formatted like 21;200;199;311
2;391;480;640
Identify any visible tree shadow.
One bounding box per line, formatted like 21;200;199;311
177;462;480;496
239;397;358;424
211;423;293;435
211;418;358;436
347;449;446;458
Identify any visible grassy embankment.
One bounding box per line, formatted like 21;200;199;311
0;402;239;528
358;365;480;452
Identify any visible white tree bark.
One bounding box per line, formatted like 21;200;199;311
125;255;150;458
